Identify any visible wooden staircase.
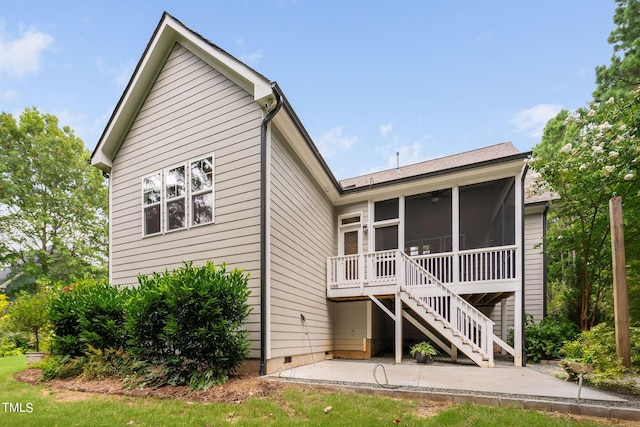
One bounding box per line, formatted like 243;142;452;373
398;252;495;367
328;249;518;367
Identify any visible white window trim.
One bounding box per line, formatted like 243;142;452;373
141;172;163;237
188;153;215;228
371;197;402;252
338;211;363;256
140;154;215;237
164;163;187;233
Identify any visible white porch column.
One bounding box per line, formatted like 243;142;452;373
514;290;523;367
398;195;405;252
452;185;460;284
395;292;402;364
501;298;508;356
514;167;525;367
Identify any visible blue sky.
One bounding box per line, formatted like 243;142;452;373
0;1;616;180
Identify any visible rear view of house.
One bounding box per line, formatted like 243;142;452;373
91;13;547;374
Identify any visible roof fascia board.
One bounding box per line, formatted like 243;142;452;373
342;153;530;194
271;110;342;202
91;13;273;172
335;156;529;206
167;17;272;104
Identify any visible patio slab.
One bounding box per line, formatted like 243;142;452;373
269;359;626;403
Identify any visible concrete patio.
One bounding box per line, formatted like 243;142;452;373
266;358;640;421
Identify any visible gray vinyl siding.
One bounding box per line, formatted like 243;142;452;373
523;212;545;321
109;43;264;351
269;131;335;358
491;211;545;336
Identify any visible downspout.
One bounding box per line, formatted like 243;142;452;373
520;160;530;367
259;85;282;376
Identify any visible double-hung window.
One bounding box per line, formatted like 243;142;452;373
141;155;214;236
142;173;162;236
190;156;214;226
165;165;186;231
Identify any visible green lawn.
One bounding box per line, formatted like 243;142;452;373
0;355;617;426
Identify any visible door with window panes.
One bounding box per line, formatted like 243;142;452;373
339;214;362;282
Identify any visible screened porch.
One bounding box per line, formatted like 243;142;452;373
330;176;522;299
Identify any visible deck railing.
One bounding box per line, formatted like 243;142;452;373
327;250;494;362
328;245;518;289
402;252;494;362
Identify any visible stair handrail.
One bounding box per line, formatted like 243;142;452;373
399;250;495;359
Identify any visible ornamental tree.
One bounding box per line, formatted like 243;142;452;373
0;108;108;289
5;290;51;352
530;92;640;330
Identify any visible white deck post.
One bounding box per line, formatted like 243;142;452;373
514;290;523;366
395;292;402;364
514;168;524;367
452;185;460;284
501;298;508;355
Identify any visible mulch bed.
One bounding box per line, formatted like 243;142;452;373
15;369;283;404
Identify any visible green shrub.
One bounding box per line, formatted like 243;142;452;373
524;314;579;363
49;279;129;357
0;332;28;357
48;284;83;356
125;261;252;390
560;323;640;388
0;313;29;357
77;283;129;352
39;355;85;381
45;261;252;390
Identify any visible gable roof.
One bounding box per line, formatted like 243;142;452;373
91;12;275;172
90;13;535;203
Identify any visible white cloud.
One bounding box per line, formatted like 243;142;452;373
0;24;54;78
235;37;263;64
511;104;564;138
240;50;263;64
95;57;135;88
380;122;393;137
316;126;359;158
386;141;428;169
1;89;19;101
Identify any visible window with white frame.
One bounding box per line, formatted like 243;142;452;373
142;173;162;236
165;165;186;231
190;156;214;226
141;155;214;236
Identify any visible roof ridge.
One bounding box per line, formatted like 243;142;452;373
340;142;518;183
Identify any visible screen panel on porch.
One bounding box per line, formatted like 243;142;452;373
404;189;452;255
374;199;399;280
459;177;515;250
459;177;516;282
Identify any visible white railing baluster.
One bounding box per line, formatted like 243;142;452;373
328;245;517;291
399;252;495;362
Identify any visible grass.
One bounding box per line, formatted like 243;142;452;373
0;355;623;426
